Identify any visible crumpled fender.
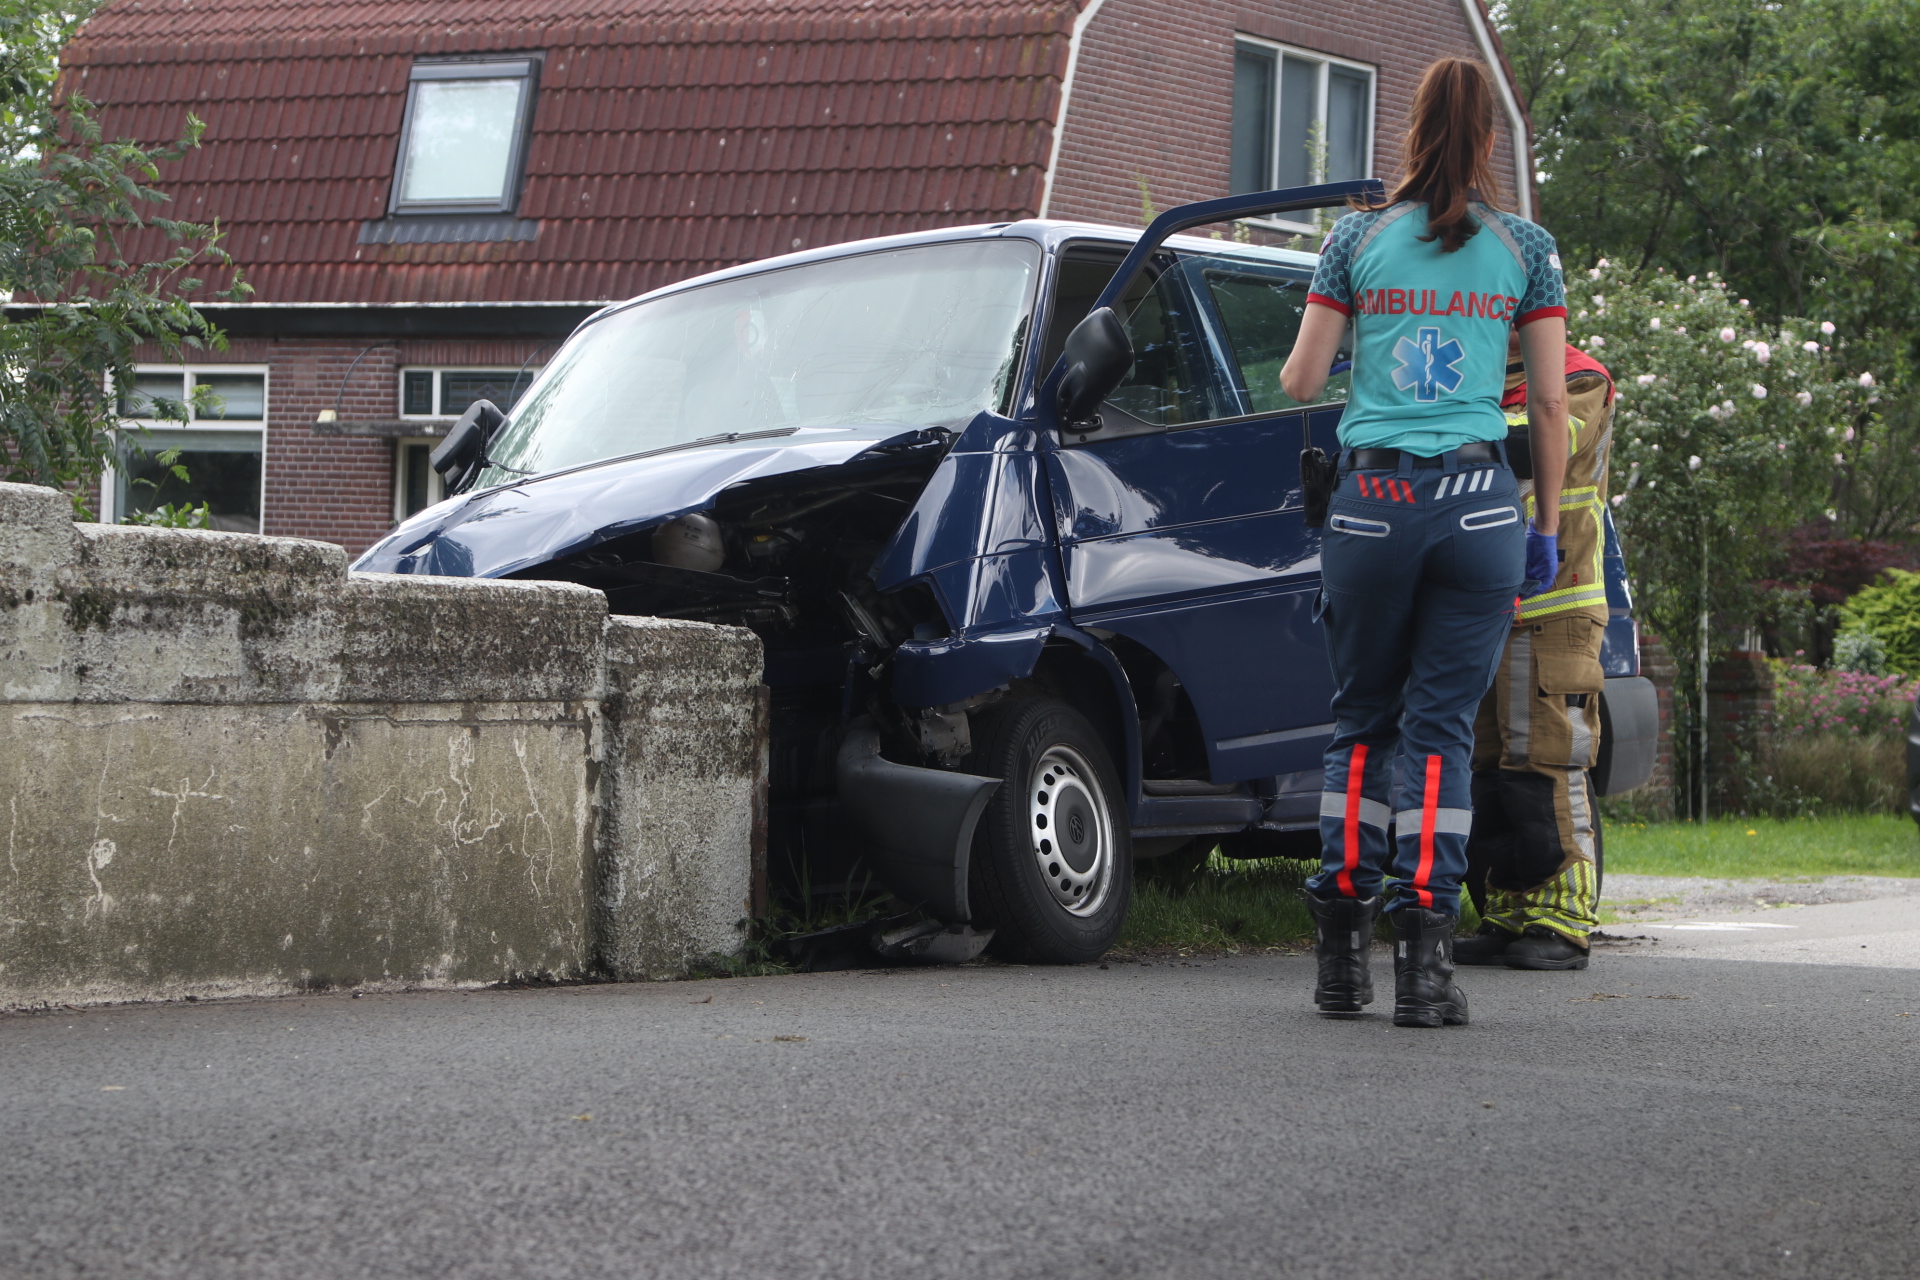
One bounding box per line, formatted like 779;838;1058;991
836;726;1000;922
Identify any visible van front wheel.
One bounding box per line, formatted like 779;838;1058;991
965;694;1132;963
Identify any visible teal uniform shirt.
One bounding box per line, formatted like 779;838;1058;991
1308;201;1567;455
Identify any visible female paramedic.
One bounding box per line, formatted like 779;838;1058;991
1279;57;1569;1028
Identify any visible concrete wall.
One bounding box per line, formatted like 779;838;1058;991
0;482;763;1008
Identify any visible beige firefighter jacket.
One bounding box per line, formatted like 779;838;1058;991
1502;358;1614;624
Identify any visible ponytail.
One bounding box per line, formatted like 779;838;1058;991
1369;57;1507;253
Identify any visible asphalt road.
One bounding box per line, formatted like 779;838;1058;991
4;949;1917;1280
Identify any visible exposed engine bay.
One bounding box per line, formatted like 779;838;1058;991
510;429;960;908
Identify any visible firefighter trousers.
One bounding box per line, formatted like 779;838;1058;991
1307;448;1526;917
1466;613;1606;945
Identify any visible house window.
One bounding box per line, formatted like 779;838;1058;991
395;440;446;521
1231;40;1374;229
390;58;539;216
110;367;267;532
393;367;537;520
399;368;538;418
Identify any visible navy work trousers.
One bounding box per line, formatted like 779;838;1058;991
1307;448;1526;916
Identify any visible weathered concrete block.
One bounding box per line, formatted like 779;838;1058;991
598;616;765;979
0;481;764;1007
0;701;594;1005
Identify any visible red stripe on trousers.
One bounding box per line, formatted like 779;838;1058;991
1415;754;1440;908
1338;743;1367;897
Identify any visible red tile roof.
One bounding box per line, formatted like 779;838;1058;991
66;0;1079;304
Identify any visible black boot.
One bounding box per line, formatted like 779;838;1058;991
1504;926;1590;970
1303;890;1382;1015
1453;924;1518;966
1391;908;1469;1027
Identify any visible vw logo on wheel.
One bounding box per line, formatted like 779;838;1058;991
1069;812;1086;844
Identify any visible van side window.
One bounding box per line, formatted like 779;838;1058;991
1039;246;1232;431
1193;259;1351;414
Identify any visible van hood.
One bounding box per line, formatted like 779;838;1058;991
352;424;941;580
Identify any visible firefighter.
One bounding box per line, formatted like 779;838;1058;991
1280;57;1569;1027
1456;334;1614;969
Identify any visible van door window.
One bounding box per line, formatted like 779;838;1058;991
1192;259;1351;414
1040;246;1233;433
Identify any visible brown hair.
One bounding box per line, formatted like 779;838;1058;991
1371;57;1506;253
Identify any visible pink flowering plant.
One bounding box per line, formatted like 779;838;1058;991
1771;662;1917;738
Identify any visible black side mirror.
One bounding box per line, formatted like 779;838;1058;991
430;399;507;494
1055;307;1133;430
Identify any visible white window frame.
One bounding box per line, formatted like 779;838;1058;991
392;437;447;523
103;364;269;526
1233;37;1378;235
388;57;540;218
398;366;536;419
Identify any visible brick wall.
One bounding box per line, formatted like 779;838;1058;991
1046;0;1525;228
1637;632;1678;820
133;336;552;559
1707;650;1775;816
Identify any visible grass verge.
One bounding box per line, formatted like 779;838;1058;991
1117;851;1485;952
1606;814;1920;880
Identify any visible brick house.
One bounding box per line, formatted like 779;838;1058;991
57;0;1532;556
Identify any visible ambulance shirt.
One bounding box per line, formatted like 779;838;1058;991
1307;201;1567;455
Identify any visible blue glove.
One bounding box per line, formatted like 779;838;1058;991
1523;526;1559;599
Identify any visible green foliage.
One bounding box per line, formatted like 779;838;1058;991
1840;568;1920;675
1;0;248;503
1579;264;1868;801
1500;0;1920;546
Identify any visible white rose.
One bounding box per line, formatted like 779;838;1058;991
1649;317;1663;331
1796;391;1813;407
1803;341;1819;352
1689;455;1703;470
1719;327;1737;343
1859;371;1876;388
1636;373;1657;385
1821;321;1836;335
1751;384;1768;399
1586;335;1605;349
1844;426;1856;441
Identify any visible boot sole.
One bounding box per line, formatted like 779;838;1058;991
1393;1002;1468;1027
1504;952;1589;970
1314;990;1374;1016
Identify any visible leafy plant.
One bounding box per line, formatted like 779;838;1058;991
1;0;248;506
1839;568;1920;676
1580;263;1869;812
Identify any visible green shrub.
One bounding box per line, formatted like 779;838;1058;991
1840;569;1920;676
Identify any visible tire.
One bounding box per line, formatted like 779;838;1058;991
965;693;1132;963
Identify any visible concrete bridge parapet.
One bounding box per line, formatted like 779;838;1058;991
0;482;764;1008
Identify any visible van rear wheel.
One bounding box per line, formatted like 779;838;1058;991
965;693;1132;964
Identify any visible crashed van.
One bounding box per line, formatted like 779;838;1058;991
355;183;1659;964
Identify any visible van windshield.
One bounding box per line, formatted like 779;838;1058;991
477;238;1040;484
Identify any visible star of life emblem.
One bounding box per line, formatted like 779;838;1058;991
1391;326;1467;402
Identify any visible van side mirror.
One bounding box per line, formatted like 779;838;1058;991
1055;307;1133;430
430;399;507;494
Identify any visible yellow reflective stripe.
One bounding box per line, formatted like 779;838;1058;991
1516;585;1608;620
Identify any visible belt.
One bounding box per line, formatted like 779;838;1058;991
1349;442;1500;470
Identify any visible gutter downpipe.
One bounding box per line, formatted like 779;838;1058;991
1036;0;1110;218
1459;0;1534;221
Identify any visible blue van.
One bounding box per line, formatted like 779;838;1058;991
355;183;1658;964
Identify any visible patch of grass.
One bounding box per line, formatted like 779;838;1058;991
1120;850;1485;952
1606;814;1920;880
1121;853;1318;951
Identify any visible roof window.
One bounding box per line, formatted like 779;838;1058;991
390;58;539;216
